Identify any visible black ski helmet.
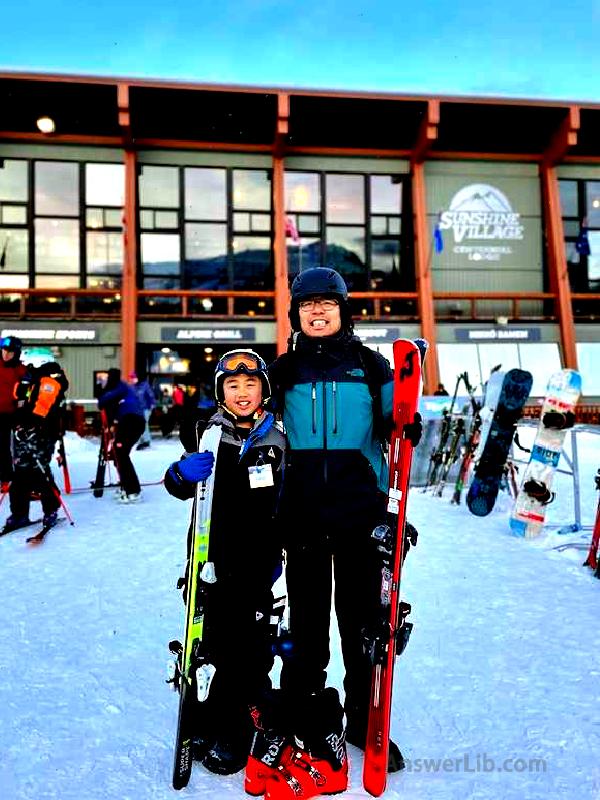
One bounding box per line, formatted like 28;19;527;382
214;349;271;404
1;335;22;355
289;267;351;331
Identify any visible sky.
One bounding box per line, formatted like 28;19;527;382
1;0;599;102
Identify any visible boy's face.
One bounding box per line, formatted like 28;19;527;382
222;373;262;418
2;348;14;362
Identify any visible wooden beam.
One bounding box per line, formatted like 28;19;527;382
411;161;439;393
272;153;290;355
121;149;138;379
543;106;579;166
117;82;132;145
272;96;291;354
412;100;439;163
539;163;578;368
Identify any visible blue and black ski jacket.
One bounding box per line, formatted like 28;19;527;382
269;332;393;529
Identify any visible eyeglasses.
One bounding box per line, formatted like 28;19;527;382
298;298;339;312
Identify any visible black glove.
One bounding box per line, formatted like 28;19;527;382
404;412;422;446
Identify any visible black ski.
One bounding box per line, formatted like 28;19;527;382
0;518;43;538
92;410;114;498
26;517;63;544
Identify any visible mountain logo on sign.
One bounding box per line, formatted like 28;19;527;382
439;183;524;244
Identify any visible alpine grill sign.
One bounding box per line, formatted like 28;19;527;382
439;183;524;262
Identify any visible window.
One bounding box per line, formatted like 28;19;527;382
84;163;124;290
0;159;29;286
559;178;600;301
284;170;409;302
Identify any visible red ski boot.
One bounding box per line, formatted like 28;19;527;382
265;746;348;800
264;688;348;800
245;691;293;796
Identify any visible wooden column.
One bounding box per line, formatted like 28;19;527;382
540;163;578;368
119;83;138;379
411;100;440;393
540;106;579;369
273;94;290;354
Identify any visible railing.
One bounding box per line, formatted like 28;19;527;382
432;292;557;322
0;288;121;318
571;294;600;321
0;288;598;324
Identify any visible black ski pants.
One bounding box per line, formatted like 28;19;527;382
10;434;60;518
114;414;145;495
0;413;16;482
280;512;383;732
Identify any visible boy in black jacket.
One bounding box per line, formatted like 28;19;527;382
164;349;286;777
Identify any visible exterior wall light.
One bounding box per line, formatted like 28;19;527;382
36;116;56;134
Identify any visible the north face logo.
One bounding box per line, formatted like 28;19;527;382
346;369;364;377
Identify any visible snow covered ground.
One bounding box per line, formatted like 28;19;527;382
0;427;598;800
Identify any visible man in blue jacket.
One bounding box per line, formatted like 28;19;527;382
265;267;406;798
98;368;145;502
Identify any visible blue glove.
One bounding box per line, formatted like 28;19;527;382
171;451;215;484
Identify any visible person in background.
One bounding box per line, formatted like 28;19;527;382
3;359;68;533
434;383;450;396
98;368;145;503
171;383;186;432
0;336;27;490
128;371;156;450
164;349;286;777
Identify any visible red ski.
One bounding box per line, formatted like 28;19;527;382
363;338;426;797
583;469;600;573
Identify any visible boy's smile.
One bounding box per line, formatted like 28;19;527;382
222;373;262;423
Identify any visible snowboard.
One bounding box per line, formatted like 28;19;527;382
171;423;221;791
363;338;426;797
467;369;533;517
510;369;581;539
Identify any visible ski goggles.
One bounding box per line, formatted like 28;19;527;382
219;352;264;373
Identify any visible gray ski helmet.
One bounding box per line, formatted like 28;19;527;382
214;349;271;404
289;267;350;331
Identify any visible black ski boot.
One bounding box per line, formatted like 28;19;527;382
1;514;32;535
201;709;254;775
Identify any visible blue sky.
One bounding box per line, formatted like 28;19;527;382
1;0;599;102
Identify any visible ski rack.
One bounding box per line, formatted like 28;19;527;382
511;422;600;535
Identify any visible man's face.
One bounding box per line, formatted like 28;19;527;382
1;348;14;362
298;296;342;338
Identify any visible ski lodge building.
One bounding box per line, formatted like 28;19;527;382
0;71;598;405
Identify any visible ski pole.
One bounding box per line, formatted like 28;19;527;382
33;455;75;526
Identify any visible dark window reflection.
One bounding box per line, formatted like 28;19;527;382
325;225;366;289
185;223;228;289
233;236;272;289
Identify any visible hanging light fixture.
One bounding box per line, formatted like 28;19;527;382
36;116;56;134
